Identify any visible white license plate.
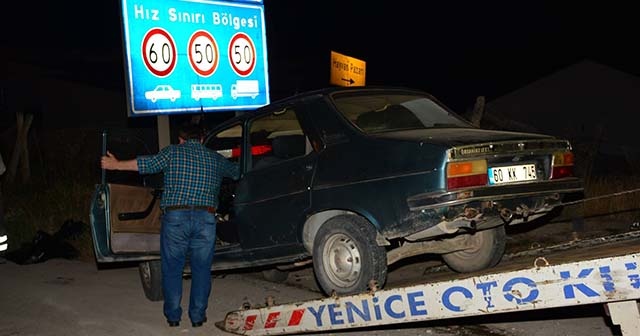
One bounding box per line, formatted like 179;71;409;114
488;164;537;185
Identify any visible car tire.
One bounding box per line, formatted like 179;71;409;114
139;260;163;302
313;215;387;296
262;268;289;283
441;225;506;273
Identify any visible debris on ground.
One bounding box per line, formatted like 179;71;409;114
5;219;85;265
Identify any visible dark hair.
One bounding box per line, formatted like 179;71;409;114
178;123;203;140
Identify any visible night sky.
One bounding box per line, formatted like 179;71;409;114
2;1;638;113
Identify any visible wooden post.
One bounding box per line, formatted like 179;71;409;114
157;115;171;150
7;112;33;184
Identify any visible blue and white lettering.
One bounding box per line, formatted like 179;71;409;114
442;286;473;312
407;291;428;316
626;262;640;289
560;268;599;299
384;295;405;319
345;300;371;323
327;303;344;325
372;296;383;320
476;281;498;309
599;266;615;292
307;305;325;326
503;277;539;304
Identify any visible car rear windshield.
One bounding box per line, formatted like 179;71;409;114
332;92;472;134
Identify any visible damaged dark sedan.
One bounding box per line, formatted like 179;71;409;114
90;86;583;300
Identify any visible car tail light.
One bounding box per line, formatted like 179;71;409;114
230;144;272;158
251;145;273;156
550;151;574;179
446;159;488;189
218;145;272;159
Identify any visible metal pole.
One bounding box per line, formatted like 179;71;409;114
101;130;107;185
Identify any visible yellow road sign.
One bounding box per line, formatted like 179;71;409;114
330;51;366;87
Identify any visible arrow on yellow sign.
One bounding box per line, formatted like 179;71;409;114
330;51;366;87
341;77;355;85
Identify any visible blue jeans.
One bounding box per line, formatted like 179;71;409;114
160;209;216;323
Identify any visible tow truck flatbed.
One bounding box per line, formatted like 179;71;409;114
216;230;640;335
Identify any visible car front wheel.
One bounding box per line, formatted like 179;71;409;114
139;260;163;302
313;215;387;296
441;225;506;273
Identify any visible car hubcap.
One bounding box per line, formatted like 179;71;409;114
323;233;361;287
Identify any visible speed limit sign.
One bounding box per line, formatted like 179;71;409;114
141;27;177;78
228;32;256;77
122;0;270;115
188;30;219;77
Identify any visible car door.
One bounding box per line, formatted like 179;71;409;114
203;121;251;266
90;125;246;266
89;130;165;264
90;182;163;263
233;105;316;259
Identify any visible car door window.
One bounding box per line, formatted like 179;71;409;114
248;107;310;171
205;123;243;241
207;123;243;163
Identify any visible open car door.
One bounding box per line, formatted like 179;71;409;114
89;182;162;263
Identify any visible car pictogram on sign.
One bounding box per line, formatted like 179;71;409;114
144;84;181;102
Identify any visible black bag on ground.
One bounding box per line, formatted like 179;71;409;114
5;220;84;265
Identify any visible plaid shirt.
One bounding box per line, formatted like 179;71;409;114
137;139;239;209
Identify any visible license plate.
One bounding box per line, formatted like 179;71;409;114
488;164;537;185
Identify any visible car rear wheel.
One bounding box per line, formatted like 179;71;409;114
139;260;163;302
313;215;387;296
441;225;506;273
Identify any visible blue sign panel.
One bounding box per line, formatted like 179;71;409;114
121;0;270;116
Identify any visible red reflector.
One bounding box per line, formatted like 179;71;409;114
551;166;573;179
447;174;487;189
251;144;272;155
230;145;273;158
231;147;241;158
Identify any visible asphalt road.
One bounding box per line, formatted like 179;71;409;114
0;257;624;336
0;218;633;336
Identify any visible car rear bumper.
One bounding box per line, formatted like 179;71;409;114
384;178;584;241
406;178;583;211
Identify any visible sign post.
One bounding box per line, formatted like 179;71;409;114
120;0;270;116
330;51;366;87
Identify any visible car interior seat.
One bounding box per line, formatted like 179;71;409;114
252;134;306;170
272;134;306;159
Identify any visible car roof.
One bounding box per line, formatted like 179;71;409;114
275;85;428;102
204;85;436;137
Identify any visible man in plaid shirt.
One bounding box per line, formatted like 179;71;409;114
101;122;239;328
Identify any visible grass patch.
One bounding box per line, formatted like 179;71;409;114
3;128;101;262
583;175;640;221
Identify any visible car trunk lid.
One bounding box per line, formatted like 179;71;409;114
372;128;573;186
370;128;553;147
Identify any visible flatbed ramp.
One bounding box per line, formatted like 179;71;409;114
216;231;640;335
